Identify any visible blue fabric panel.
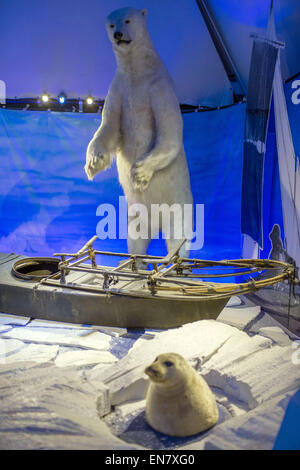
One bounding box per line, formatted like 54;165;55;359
260;98;285;258
241;39;279;247
273;388;300;450
0;105;245;264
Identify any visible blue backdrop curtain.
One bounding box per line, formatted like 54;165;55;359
0;105;246;264
0;85;298;266
260;98;285;260
241;37;280;248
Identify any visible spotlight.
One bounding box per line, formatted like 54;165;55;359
41;93;49;103
58;92;67;105
86;96;94;105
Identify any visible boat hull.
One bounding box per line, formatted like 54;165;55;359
0;254;229;329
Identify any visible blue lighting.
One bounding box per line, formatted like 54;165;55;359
58;93;67;105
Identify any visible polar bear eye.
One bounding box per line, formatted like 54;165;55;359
125;19;131;24
164;361;173;367
110;24;115;29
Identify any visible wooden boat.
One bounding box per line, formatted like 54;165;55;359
0;236;297;329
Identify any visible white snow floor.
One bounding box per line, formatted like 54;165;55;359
0;297;299;450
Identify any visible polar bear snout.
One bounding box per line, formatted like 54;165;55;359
114;31;123;40
113;31;132;46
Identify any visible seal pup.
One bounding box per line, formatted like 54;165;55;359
145;352;218;437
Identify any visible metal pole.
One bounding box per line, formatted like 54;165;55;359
195;0;247;102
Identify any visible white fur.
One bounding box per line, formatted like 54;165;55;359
85;7;193;257
145;353;219;437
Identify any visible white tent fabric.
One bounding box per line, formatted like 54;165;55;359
269;9;300;269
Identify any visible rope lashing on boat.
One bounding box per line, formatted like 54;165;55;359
147;263;297;297
47;236;298;300
102;272;119;290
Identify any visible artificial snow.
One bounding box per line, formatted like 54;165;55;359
201;338;300;408
180;391;296;450
92;320;242;405
225;296;243;307
3;327;111;350
0;301;299;450
0;325;12;333
217;305;261;330
55;349;117;368
28;319;127;337
0;338;25;357
0;312;30;325
247;310;297;338
5;343;59;364
258;326;292;346
0;362;140;450
103;398;232;450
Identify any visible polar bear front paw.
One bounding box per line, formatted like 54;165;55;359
85;140;110;181
131;159;154;191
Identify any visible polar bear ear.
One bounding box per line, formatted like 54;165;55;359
141;8;148;16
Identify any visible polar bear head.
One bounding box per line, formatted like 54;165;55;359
106;7;148;50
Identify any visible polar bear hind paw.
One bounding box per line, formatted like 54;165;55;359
131;161;153;191
132;178;151;191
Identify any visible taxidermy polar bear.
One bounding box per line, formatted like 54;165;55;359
85;7;193;257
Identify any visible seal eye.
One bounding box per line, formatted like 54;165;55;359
164;361;173;367
125;19;130;24
110;24;115;28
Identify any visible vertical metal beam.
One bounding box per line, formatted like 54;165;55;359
195;0;247;102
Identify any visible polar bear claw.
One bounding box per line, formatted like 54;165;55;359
131;159;154;191
85;138;111;180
